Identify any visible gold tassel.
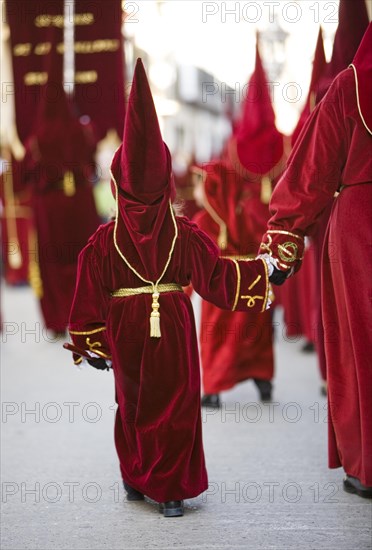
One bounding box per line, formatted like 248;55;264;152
28;230;43;298
8;241;22;269
150;292;161;337
29;258;43;298
3;160;23;269
63;171;76;196
261;176;272;204
218;224;228;250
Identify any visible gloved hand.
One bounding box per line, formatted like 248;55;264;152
87;358;110;371
269;266;288;286
259;230;304;274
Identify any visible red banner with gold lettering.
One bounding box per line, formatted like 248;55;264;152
73;0;125;141
5;0;64;142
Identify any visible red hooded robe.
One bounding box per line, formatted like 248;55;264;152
279;28;326;346
259;24;372;486
68;59;270;502
191;40;284;395
24;55;99;332
311;0;369;379
193;160;274;394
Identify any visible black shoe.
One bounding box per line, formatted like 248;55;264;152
51;330;67;340
320;382;327;397
343;475;372;499
159;500;184;517
253;379;272;402
301;341;315;353
123;482;144;501
201;394;221;408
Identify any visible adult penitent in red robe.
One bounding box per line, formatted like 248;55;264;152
259;24;372;487
192;161;273;395
24;59;99;333
69;60;271;503
279;28;326;348
190;38;286;398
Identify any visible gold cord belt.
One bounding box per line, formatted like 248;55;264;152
111;283;183;298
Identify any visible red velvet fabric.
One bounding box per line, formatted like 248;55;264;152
192;162;273;394
268;70;372;237
263;68;372;485
33;185;99;332
69;216;269;501
352;23;372;132
311;6;368;385
202;161;248;250
279;243;316;343
111;59;176;280
282;29;324;352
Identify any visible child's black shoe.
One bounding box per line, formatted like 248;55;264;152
159;500;184;517
123;482;144;501
201;394;220;408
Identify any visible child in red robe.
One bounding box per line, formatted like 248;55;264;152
68;60;276;517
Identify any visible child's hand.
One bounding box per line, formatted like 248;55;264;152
87;358;111;371
269;266;288;286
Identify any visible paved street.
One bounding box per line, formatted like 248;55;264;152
1;285;371;550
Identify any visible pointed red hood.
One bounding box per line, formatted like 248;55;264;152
110;59;176;281
351;22;372;134
317;0;369;101
27;49;95;182
111;58;170;202
229;39;284;177
292;27;327;145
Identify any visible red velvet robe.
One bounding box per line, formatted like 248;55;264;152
266;68;372;485
69;216;269;502
193;181;274;394
24;124;100;333
279;242;316;342
1;170;33;286
33;184;99;332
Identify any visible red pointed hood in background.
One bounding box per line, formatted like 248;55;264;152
110;58;176;281
228;39;284;178
292;27;327;145
317;0;369;102
350;22;372;134
27;48;96;182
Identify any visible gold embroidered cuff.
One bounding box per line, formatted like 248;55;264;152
259;229;305;273
69;326;106;335
231;259;268;312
